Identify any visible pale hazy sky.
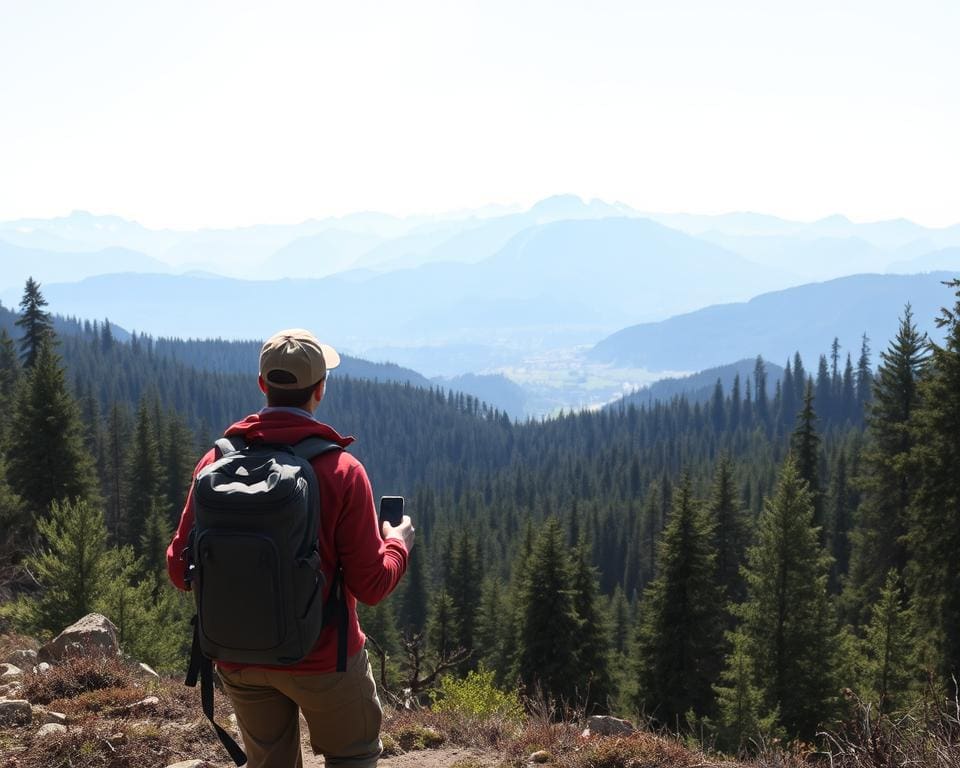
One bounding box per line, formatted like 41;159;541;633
1;1;957;229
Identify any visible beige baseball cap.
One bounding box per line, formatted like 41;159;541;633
259;328;341;389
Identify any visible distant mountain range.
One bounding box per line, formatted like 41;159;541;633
4;198;960;295
2;217;795;352
588;272;954;372
4;199;959;416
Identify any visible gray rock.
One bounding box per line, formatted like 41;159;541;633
165;761;213;768
126;695;160;714
43;711;67;725
6;649;37;666
36;662;52;674
582;715;636;737
0;681;22;698
38;613;120;662
36;723;68;739
530;749;552;763
0;699;32;725
0;663;23;682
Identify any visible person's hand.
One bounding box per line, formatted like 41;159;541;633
382;515;415;552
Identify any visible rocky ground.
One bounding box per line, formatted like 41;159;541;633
0;613;744;768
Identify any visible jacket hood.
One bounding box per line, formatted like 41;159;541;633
224;410;355;449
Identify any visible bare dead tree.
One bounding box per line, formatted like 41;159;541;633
365;631;472;709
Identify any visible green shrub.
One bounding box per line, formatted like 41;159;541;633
432;666;524;723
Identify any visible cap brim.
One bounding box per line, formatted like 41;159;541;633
321;343;341;370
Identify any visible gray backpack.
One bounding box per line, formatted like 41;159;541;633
183;435;347;766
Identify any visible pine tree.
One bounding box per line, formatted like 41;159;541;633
737;457;840;739
754;356;769;427
633;476;725;725
15;277;55;369
571;539;613;712
16;499;109;634
161;414;196;525
448;531;481;667
7;339;98;525
103;402;133;543
708;455;750;608
711;379;726;432
124;400;169;553
846;307;928;623
859;570;915;714
906;279;960;682
815;355;832;424
0;328;20;406
856;333;873;414
791;382;824;538
95;546;153;651
0;455;26;563
828;449;854;592
713;632;780;753
474;577;507;676
426;589;457;660
399;545;428;632
358;599;401;658
516;517;582;709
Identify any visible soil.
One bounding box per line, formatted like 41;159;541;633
300;743;502;767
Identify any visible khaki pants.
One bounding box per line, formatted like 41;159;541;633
218;649;383;768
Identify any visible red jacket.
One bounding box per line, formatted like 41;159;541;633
166;409;408;673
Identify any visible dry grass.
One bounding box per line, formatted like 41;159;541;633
19;654;133;704
821;688;960;768
0;651;236;768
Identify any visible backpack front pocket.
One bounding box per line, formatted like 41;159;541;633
196;531;285;652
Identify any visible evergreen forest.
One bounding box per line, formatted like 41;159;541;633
1;275;959;752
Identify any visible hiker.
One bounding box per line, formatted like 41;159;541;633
167;328;413;768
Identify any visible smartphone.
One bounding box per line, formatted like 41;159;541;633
379;495;404;527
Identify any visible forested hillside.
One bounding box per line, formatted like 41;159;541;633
1;276;959;753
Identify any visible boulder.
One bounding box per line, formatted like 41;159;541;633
36;723;68;739
0;699;32;726
6;650;37;666
36;662;52;674
38;613;120;662
0;682;22;698
0;663;22;682
582;715;636;737
43;711;67;725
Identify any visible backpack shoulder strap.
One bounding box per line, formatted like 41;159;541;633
291;436;342;462
214;435;246;459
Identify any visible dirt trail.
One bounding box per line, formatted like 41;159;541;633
300;743;500;767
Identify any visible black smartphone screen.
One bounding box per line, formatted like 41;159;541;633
379;495;404;526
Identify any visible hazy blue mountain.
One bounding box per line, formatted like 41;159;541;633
475;217;792;323
887;247;960;274
699;233;891;280
0;240;173;293
588;272;953;372
360;343;528;379
0;210;179;255
645;211;802;237
647;211;960;252
263;229;384;278
432;373;528;419
350;194;634;272
22;216;795;350
612;358;786;408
